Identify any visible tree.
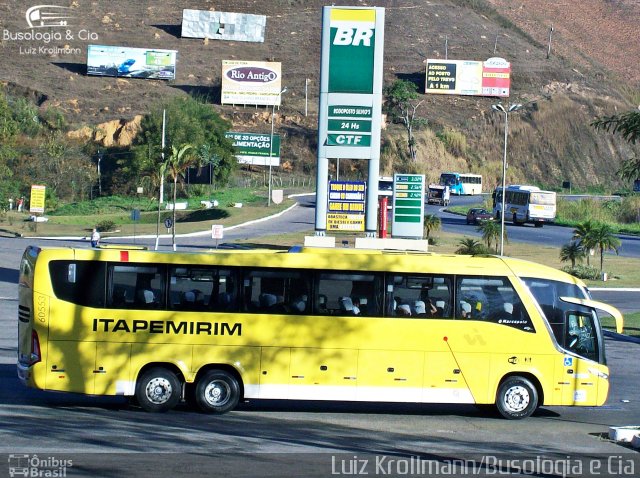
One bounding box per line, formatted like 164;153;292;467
197;143;222;192
128;96;237;196
423;214;441;240
455;238;489;255
166;143;195;250
477;220;503;254
383;80;426;162
559;241;586;268
572;220;598;266
592;110;640;181
590;222;621;272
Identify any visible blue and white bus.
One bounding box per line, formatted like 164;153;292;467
439;172;482;195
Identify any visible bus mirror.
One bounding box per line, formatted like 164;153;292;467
67;263;77;283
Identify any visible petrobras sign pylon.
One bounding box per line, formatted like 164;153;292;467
315;6;385;236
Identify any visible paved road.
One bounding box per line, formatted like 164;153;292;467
428;195;640;258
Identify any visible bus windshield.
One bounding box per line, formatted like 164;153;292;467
530;192;555;206
439;173;457;187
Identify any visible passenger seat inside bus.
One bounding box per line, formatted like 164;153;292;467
112;286;128;307
137;289;156;306
339;296;359;315
435;300;446;317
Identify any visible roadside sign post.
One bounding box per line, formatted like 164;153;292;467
131;209;141;244
211;224;224;249
29;184;46;234
164;217;173;234
391;174;425;239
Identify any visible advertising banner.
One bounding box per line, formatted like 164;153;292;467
87;45;177;80
29;184;46;214
225;131;281;166
425;57;510;97
327;180;366;232
221;60;282;106
182;9;266;43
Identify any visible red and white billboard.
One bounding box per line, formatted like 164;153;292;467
425;57;510;97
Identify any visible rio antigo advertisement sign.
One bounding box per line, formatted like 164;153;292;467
221;60;282;106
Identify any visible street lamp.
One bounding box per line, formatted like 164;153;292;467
491;102;522;256
268;87;287;206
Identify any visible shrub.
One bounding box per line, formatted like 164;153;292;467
96;220;117;232
436;127;468;157
561;264;601;280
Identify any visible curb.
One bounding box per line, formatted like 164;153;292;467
22;193;312;242
604;330;640;344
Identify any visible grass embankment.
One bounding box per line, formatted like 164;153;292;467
0;189;295;238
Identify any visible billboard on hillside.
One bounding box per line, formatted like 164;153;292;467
87;45;177;80
182;9;266;43
221;60;282;106
225;131;281;166
425;57;511;97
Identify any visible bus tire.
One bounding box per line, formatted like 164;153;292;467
136;367;181;413
534;222;543;228
496;376;538;419
195;369;240;414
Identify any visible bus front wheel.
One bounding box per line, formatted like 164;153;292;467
136;367;182;413
496;376;538;419
195;369;240;414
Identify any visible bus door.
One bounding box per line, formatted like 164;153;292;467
553;309;605;406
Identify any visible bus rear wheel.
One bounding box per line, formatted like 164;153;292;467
136;367;182;413
496;376;538;419
195;369;240;414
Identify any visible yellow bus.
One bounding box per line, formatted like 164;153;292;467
17;245;623;419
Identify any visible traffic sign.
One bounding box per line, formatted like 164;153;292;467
211;224;224;239
164;218;173;229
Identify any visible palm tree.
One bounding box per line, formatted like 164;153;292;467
166;143;195;250
456;238;488;255
559;241;586;268
423;214;441;241
590;223;621;272
572;220;598;266
477;220;503;254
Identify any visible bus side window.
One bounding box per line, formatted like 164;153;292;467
243;269;310;315
317;272;381;317
109;265;164;310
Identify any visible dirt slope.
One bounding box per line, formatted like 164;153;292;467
0;0;638;188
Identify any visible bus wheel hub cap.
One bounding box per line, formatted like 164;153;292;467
147;378;171;403
505;386;529;411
